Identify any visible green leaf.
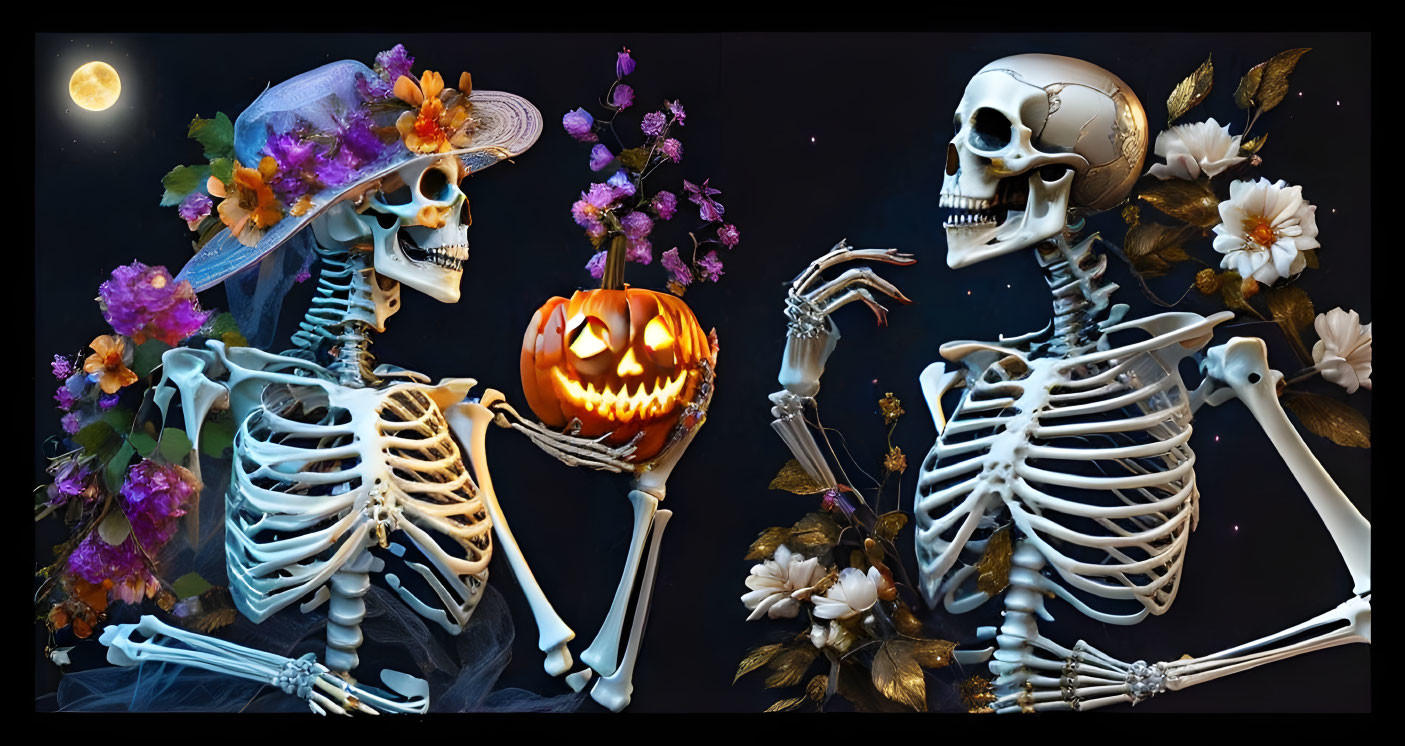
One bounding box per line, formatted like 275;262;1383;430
200;415;236;458
101;406;135;434
132;339;170;378
129;430;159;458
73;421;119;461
158;428;194;463
617;147;649;172
189;112;235;160
160;164;211;207
97;511;132;546
209;157;234;185
172;571;214;599
209;312;242;338
105;441;135;492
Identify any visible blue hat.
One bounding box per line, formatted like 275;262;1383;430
174;57;541;293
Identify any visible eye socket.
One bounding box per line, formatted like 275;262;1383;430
373;210;400;229
569;319;610;358
969;107;1013;152
378;185;413;206
644;316;674;350
419;167;451;201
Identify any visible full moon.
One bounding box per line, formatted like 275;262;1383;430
69;61;121;112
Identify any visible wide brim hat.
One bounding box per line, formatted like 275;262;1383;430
175;59;541;293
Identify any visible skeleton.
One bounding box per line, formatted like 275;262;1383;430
770;54;1370;712
103;153;579;713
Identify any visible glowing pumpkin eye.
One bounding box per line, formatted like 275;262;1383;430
644;317;675;350
570;320;610;358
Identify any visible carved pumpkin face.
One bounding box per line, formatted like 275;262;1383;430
520;287;714;462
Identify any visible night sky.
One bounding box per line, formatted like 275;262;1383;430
34;32;1371;713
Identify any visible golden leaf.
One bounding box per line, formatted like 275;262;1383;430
1217;271;1259;316
764;643;820;689
735;643;784;683
849;549;868;571
874;511;909;542
871;640;927;711
768;459;829;495
1240;133;1268;155
893;602;925;637
806;674;830;702
1304;249;1319;269
1255;48;1312;113
1261;285;1316;364
1138;178;1222;228
1234;63;1265;110
912;638;956;669
975;527;1013;596
1124;221;1201;279
1167;55;1213;123
959;675;997;713
1284;392;1371;448
763;696;806;713
745;526;790;561
787;512;842;556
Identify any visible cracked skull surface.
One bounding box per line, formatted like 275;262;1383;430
941;54;1147;268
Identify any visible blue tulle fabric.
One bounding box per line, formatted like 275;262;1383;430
43;457;585;713
224;229;316;351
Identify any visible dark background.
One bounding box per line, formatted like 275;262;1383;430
34;32;1371;712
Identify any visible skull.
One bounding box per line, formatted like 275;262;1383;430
941;54;1147;268
316;154;473;304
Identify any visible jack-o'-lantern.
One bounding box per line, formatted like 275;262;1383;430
521;286;716;463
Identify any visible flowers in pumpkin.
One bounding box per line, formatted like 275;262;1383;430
98;261;210;346
812;566;884;620
741;545;827;621
212;158;285;247
394;69;475;154
1312;308;1372;393
1211;178;1319;285
1148;117;1247;181
83;335;137;395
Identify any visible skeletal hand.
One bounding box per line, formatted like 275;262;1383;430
779;239;915;398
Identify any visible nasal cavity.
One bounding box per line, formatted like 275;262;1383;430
945;143;959;176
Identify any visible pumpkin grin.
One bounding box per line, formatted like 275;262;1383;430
549;367;690;423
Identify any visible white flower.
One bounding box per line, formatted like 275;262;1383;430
741;545;825;621
812;566;881;620
1212;178;1319;285
1147;118;1247;181
50;646;74;666
809;621;854;652
1312;308;1372;393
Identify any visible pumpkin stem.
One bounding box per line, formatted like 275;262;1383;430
602;233;628;290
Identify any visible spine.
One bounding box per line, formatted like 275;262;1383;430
324;549;377;676
990;540;1049;710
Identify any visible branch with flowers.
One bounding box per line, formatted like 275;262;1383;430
1107;48;1371;449
563;47;741;295
36;262;249;666
736;391;961;712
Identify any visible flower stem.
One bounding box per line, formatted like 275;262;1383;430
601;234;628;291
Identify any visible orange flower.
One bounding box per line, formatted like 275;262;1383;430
394;70;475;154
215;158;284;247
83;334;138;394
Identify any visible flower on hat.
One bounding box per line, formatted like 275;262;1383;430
211;158;285;247
394;70;475;154
82;335;138;395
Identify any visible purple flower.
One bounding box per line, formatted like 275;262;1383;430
51;460;94;503
621;210;654;241
264;130;351;201
717;223;740;248
607;169;636;200
584;182;618;210
67;532;147;586
651;191;678;220
99;393;121;410
589;144;615;172
662;247;693;286
626;238;652;265
120;459;197;551
586;251;608;279
616;48;636;78
667;100;686;125
177;192;212;230
698;250;725;282
54;386;76;410
333;109;388;171
683;178;725;222
51;354;74;380
98;261;210;347
358;44;415;100
641;111;667;137
659;138;683;163
61;412;82;435
611;84;635;110
563;108;598;143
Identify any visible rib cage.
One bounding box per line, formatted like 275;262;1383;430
915;327;1206;624
225;364;493;640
